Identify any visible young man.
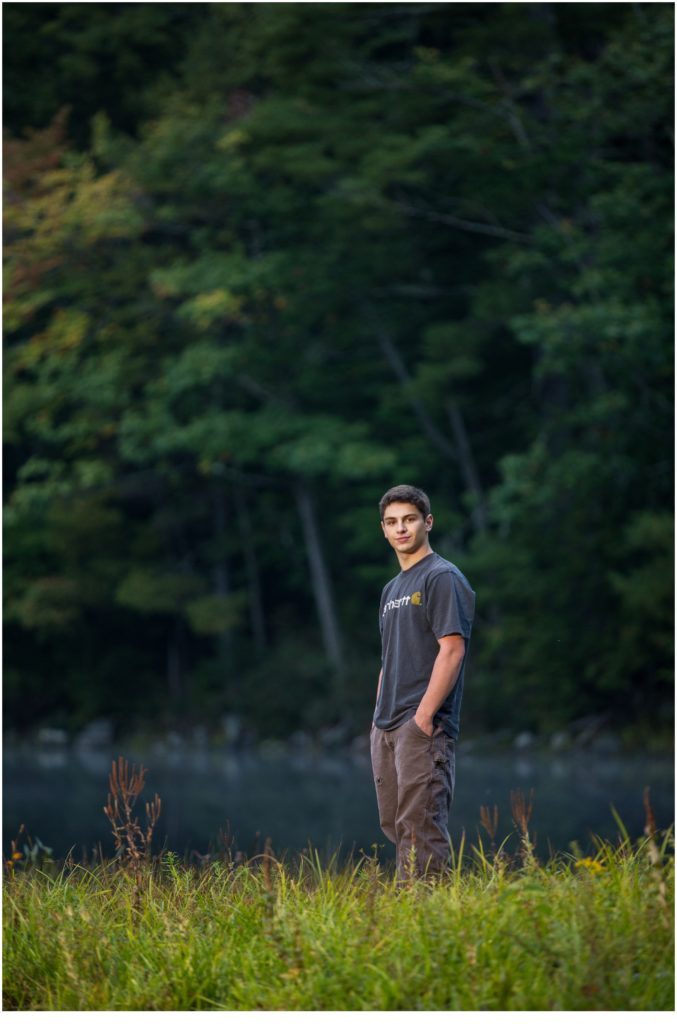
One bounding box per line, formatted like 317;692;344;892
371;484;475;878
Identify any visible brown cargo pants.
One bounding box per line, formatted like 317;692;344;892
370;717;456;879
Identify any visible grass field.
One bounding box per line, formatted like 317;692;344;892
3;821;673;1011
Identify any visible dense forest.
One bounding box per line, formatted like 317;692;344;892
4;3;673;745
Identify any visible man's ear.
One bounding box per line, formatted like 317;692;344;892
425;514;433;532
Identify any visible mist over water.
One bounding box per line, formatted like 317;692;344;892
4;744;673;864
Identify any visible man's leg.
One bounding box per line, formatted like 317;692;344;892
393;718;455;878
370;724;398;847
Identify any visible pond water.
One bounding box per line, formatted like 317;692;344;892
3;743;674;865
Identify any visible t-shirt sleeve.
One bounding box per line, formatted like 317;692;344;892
425;571;475;640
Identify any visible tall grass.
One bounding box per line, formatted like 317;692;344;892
3;763;674;1011
4;834;673;1010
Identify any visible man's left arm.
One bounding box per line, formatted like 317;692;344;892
414;634;466;736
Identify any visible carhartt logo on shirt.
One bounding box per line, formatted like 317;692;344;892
382;591;423;615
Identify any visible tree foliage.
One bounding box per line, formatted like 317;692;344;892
4;2;673;741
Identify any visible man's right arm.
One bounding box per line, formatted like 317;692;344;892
376;667;382;701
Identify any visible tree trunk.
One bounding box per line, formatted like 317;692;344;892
212;478;232;665
234;481;267;654
446;400;488;535
374;319;488;534
376;324;458;460
294;478;344;674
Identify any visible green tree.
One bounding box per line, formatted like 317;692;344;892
4;3;673;742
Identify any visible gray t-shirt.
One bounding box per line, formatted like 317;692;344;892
374;551;475;739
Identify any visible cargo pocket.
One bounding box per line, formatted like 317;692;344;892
430;733;455;830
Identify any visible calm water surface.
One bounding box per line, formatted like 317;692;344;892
3;743;673;864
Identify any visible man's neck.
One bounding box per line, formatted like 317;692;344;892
396;544;433;572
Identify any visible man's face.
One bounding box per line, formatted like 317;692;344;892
381;502;432;555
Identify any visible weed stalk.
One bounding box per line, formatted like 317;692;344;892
103;756;161;905
511;788;537;868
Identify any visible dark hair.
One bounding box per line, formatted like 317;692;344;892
379;484;431;521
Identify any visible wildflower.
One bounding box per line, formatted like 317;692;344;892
11;852;22;860
575;857;605;875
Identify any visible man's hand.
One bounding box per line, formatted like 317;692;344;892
414;710;434;736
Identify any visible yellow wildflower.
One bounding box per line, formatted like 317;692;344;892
575;857;605;874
